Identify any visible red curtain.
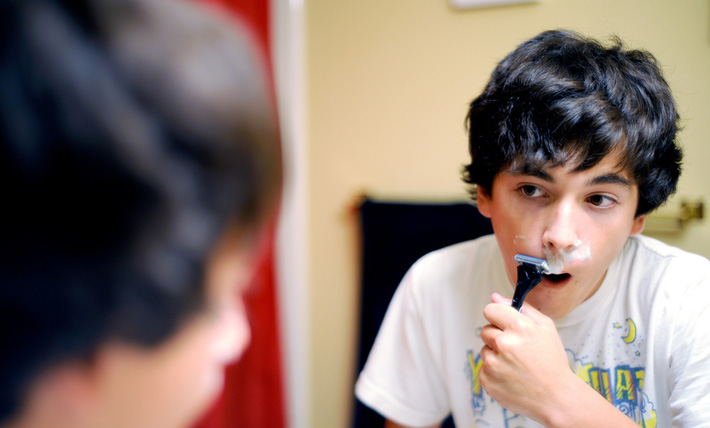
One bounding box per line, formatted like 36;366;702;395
193;1;286;427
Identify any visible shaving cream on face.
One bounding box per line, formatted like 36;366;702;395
513;235;591;274
543;240;591;274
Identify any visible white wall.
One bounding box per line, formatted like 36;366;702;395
290;1;710;427
273;1;310;428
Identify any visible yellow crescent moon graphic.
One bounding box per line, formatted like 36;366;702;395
622;318;637;344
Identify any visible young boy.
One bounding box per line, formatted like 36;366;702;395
355;30;710;428
0;1;280;427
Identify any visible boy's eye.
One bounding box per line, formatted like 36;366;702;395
587;194;616;208
519;185;544;198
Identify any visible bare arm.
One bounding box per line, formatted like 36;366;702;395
384;420;439;428
539;375;639;428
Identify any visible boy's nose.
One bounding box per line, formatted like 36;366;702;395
542;200;579;252
212;303;251;365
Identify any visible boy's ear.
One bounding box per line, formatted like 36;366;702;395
476;186;492;218
630;214;646;236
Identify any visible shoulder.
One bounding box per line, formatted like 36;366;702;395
415;233;498;263
619;235;710;307
409;234;497;276
623;235;710;275
399;234;502;307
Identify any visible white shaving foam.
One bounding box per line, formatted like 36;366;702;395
543;240;591;274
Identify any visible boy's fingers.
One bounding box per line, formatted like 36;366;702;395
491;292;511;305
485;293;551;327
480;324;502;348
483;300;519;329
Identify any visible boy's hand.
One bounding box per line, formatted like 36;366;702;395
478;292;576;424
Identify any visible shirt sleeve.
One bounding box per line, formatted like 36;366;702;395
667;268;710;428
355;266;450;427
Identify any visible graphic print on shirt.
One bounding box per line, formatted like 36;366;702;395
465;318;658;427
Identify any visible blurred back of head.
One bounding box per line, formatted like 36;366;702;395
0;0;281;422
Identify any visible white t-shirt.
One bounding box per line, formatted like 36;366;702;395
355;234;710;427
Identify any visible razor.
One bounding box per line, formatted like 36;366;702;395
511;254;551;311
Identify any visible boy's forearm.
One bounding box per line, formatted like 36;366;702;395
540;372;640;428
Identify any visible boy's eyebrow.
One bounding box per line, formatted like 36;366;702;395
510;166;633;187
509;165;553;181
589;173;632;187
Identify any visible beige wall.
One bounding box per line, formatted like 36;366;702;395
305;1;710;427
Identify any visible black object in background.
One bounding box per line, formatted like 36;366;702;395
353;198;494;428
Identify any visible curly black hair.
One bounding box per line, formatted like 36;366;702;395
463;29;682;217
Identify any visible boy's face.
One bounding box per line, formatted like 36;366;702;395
477;152;646;320
87;227;263;428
